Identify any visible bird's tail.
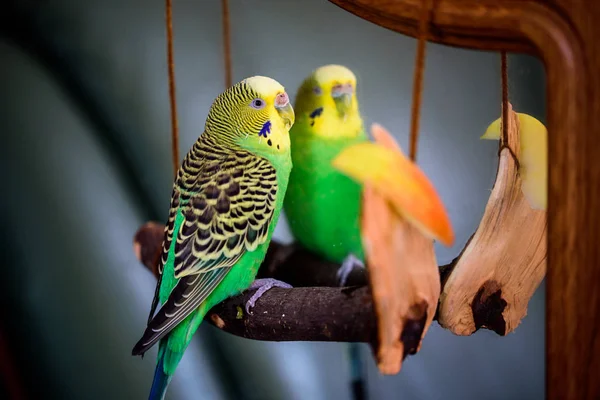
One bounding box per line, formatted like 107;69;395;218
148;346;173;400
348;342;366;400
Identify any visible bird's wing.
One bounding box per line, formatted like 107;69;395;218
133;146;278;355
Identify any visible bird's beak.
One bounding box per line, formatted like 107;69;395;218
276;102;295;130
332;85;353;118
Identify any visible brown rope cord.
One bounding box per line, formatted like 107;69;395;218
222;0;233;88
165;0;179;178
408;0;433;162
501;51;509;145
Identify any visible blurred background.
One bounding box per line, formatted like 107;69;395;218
0;0;546;399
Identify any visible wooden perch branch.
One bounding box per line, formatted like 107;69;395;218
208;286;375;342
133;222;427;351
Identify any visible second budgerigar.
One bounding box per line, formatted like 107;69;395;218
284;64;367;281
283;64;369;397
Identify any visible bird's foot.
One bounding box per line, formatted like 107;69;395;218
336;254;365;287
245;278;293;314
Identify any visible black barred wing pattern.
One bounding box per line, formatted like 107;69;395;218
132;140;279;356
173;145;279;277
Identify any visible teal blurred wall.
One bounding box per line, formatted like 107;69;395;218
0;0;545;399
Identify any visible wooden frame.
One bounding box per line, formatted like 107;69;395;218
326;1;599;399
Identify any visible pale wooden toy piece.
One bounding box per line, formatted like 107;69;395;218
437;103;547;335
334;123;453;374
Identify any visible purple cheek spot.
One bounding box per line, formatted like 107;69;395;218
259;120;271;138
310;107;323;119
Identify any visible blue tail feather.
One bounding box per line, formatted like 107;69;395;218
348;342;366;400
148;351;173;400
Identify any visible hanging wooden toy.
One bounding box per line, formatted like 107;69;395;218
438;55;547;335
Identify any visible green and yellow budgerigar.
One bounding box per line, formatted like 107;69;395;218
132;76;295;400
283;64;368;396
285;64;366;282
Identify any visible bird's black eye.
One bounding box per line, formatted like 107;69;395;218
251;98;265;109
313;86;322;96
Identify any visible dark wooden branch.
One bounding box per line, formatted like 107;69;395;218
208;286;376;342
132;222;425;349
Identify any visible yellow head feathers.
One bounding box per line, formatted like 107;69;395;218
243;76;286;99
293;64;363;140
312;64;357;87
205;76;294;158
